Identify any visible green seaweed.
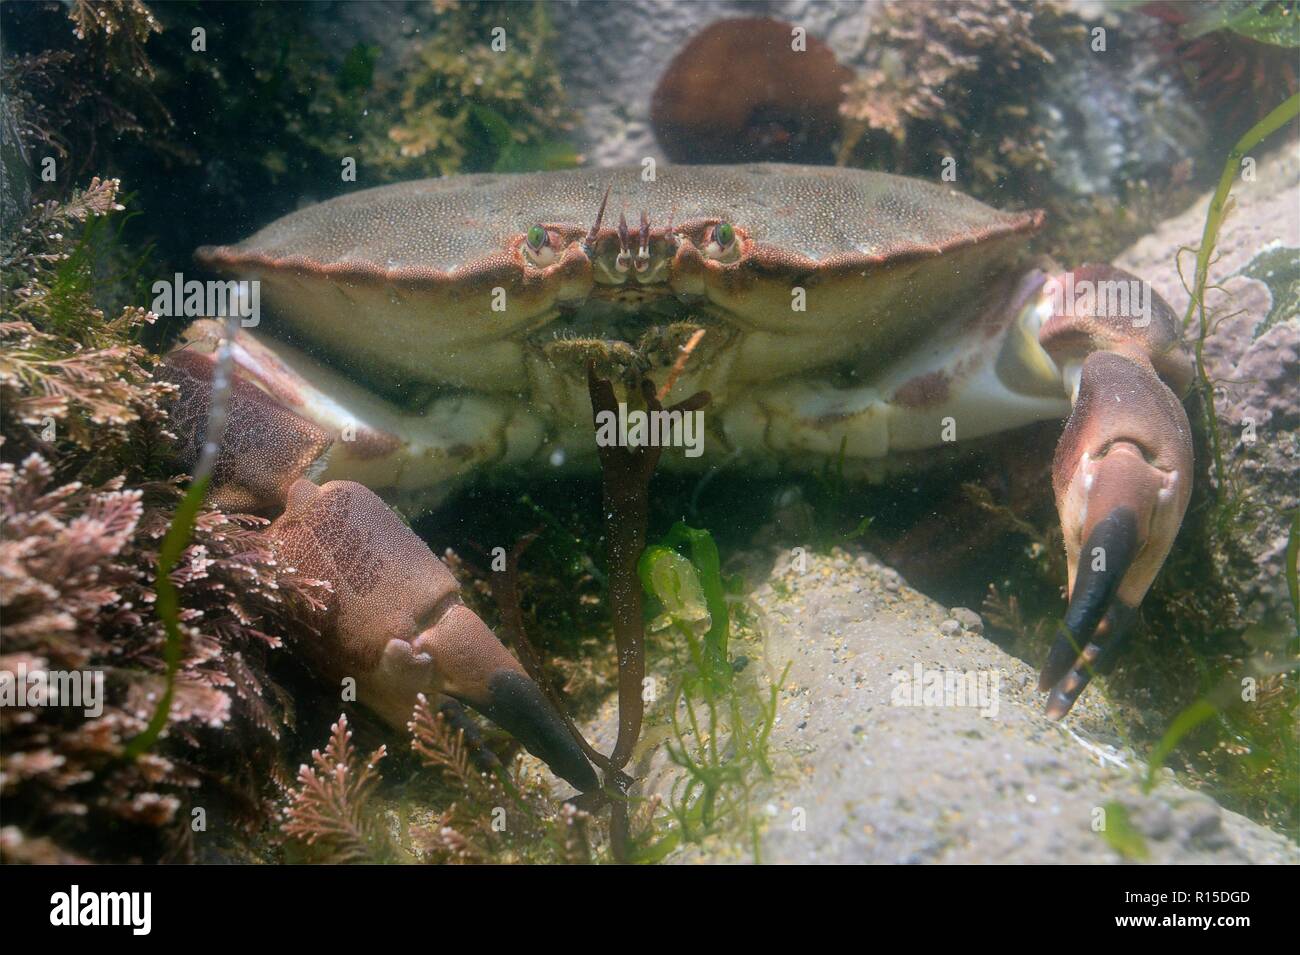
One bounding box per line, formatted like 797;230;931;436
640;522;730;688
516;492;606;586
1100;801;1150;860
1239;246;1300;335
1137;649;1299;833
808;436;873;553
634;523;786;860
1143;699;1220;793
1183;91;1300;510
1181;1;1300;47
1288;510;1300;644
385;1;574;178
122;474;208;758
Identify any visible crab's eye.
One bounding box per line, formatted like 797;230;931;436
703;221;739;261
522;225;558;266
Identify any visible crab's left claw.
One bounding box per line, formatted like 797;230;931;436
163;345;595;788
161;347;333;515
269;479;598;792
1037;267;1194;718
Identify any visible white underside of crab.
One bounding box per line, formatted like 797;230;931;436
180;267;1077;511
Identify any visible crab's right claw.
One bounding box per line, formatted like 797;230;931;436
269;479;599;792
1036;269;1194;718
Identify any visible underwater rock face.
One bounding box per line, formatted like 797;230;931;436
1117;145;1300;626
572;548;1298;864
0;92;30;233
1037;13;1206;199
556;0;1208;216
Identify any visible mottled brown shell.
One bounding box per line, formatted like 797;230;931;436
197;163;1043;288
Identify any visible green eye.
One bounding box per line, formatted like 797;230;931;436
714;222;735;247
526;225;547;250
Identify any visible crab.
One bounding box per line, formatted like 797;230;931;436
166;163;1193;782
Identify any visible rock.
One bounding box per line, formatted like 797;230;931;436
1116;145;1300;625
548;1;872;166
649;16;853;165
1180;797;1229;849
552;547;1298;864
1036;11;1206;201
1126;798;1174;841
1;91;31;234
949;606;984;633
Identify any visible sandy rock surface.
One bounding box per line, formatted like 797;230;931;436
559;547;1298;864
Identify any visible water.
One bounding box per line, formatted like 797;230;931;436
1;0;1296;870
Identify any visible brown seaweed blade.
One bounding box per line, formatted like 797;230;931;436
585;361;710;859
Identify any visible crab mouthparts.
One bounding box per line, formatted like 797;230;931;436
544;295;689;348
536;295;711;381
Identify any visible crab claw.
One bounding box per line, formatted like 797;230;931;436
268;479;598;791
1037;268;1193;718
161;346;332;515
163;345;595;788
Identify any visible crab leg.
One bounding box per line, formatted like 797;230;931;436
172;320;547;511
1035;266;1193;718
717;271;1074;463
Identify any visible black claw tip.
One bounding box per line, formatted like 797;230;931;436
1038;508;1143;714
1063;508;1139;640
1039;626;1082;692
1044;646;1097;719
1044;686;1078;721
474;670;598;792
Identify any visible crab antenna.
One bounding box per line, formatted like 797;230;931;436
635;210;652;272
616;211;632;272
583;185;611;253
